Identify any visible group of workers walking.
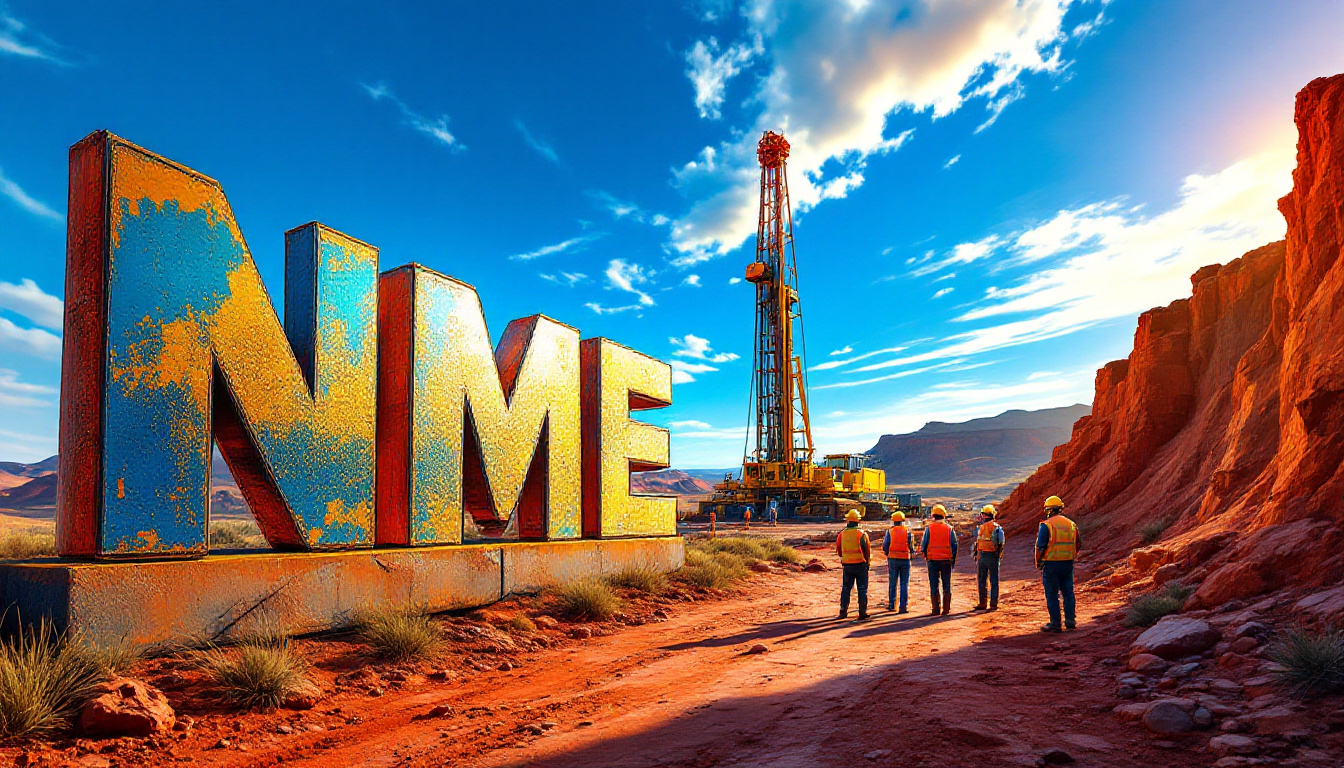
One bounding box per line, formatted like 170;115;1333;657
834;494;1079;631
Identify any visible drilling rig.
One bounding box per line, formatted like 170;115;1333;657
696;132;890;521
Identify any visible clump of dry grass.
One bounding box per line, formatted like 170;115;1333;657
1270;626;1344;697
355;605;442;661
209;520;267;549
506;615;537;633
603;567;668;594
0;529;56;560
552;579;622;621
0;619;103;739
201;641;309;710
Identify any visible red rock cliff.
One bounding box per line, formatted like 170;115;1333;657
999;74;1344;605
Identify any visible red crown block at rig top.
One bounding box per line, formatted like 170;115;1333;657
0;131;683;646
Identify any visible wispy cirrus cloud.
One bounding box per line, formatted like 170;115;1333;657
509;232;604;261
0;167;62;221
361;81;463;150
0;368;55;408
588;191;670;227
515;120;560;164
670;333;738;363
539;271;588;287
0;278;62;329
671;0;1087;263
0;317;60;359
585;258;659;316
0;11;67;64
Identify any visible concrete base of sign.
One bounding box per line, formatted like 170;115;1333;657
0;537;684;646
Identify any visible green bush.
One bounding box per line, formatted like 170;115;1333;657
202;643;309;710
0;530;56;560
1123;582;1191;627
0;619;103;739
1269;627;1344;697
1138;518;1170;545
603;567;668;594
209;520;266;549
553;579;622;621
355;605;442;661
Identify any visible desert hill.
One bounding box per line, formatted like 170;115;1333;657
999;73;1344;609
864;404;1090;485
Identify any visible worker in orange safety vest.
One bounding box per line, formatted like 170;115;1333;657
835;509;872;621
881;510;914;613
920;504;958;616
1036;495;1081;632
972;504;1005;611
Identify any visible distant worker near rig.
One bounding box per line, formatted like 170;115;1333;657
1036;495;1081;632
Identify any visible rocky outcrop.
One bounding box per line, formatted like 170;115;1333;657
630;469;715;496
1001;74;1344;601
77;678;175;738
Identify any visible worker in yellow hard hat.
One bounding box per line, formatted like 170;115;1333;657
1036;495;1081;632
920;504;958;616
835;509;872;620
881;510;914;613
972;504;1005;611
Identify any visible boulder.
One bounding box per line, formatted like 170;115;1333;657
77;678;175;738
1143;699;1198;734
1132;617;1221;660
1229;636;1258;655
1232;621;1268;639
1114;702;1150;722
1248;706;1298;735
1241;676;1276;698
1192;706;1214;727
1128;653;1170;674
1209;734;1259;756
1296;584;1344;621
1209;679;1243;695
1166;662;1201;678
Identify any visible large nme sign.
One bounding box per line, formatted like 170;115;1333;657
57;132;675;559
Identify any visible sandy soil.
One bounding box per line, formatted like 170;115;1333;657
5;530;1231;768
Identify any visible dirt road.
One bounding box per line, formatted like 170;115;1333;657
13;533;1217;768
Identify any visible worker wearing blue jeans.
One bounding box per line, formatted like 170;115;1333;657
881;511;914;613
1036;495;1082;632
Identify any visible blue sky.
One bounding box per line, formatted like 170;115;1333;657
2;1;1344;468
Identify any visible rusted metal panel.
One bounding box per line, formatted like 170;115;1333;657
580;338;676;538
56;132;379;558
502;537;685;594
375;265;581;546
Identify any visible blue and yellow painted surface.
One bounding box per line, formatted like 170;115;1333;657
100;142;377;555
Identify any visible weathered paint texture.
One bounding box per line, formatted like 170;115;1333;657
58;132;378;557
377;265;582;546
0;537;684;646
581;338;677;537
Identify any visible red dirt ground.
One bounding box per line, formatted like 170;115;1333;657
0;530;1253;767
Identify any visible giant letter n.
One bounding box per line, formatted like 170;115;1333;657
377;265;581;545
56;132;378;558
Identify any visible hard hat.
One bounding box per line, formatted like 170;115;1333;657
981;504;997;518
931;504;947;517
1044;495;1065;509
890;510;906;522
845;510;861;522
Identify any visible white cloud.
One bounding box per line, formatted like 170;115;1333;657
585;302;644;315
0;369;55;408
515;120;560;164
943;154;962;169
0;428;56;463
669;359;721;384
671;370;696;385
587;191;671;227
932;286;954;299
510;233;603;261
1027;370;1060;380
0;167;62;221
670;0;1082;261
685;36;762;120
670;333;739;363
362;81;463;150
911;235;1001;277
539;271;588;286
683;274;702;287
810;344;907;372
728;276;742;285
667;419;746;440
0;12;65;64
0;278;62;329
604;259;656;306
829;345;852;356
669;419;714;430
0;317;60;358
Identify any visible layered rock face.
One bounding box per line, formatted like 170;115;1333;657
999;74;1344;604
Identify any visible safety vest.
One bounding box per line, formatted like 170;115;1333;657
887;525;910;559
925;520;953;560
977;521;1001;552
839;527;868;564
1043;515;1077;561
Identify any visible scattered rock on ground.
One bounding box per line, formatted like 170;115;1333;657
1295;584;1344;622
803;561;828;573
746;643;768;655
77;678;175;738
1247;706;1297;735
1128;653;1169;674
1131;617;1221;660
1040;748;1075;764
1209;734;1259;756
1143;699;1198;734
943;726;1007;747
1229;636;1258;655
